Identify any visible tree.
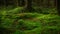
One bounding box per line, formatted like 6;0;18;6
47;0;50;8
24;0;33;12
54;0;57;7
19;0;25;6
57;0;60;15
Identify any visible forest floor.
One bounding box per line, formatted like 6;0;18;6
0;7;60;34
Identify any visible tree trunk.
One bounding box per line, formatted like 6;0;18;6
57;0;60;15
47;0;50;8
40;0;43;7
25;0;33;12
54;0;56;7
14;0;18;6
19;0;25;6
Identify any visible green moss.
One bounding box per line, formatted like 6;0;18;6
0;7;60;34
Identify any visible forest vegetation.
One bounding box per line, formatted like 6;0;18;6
0;0;60;34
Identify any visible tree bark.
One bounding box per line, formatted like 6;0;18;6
54;0;56;7
25;0;33;12
19;0;25;6
47;0;50;8
57;0;60;15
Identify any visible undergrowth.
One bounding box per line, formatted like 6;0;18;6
0;7;60;34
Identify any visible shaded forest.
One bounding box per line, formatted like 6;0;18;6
0;0;60;34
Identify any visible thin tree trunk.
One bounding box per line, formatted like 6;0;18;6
19;0;25;6
4;0;6;7
16;0;19;7
41;0;44;7
25;0;33;12
54;0;57;8
57;0;60;15
47;0;50;8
